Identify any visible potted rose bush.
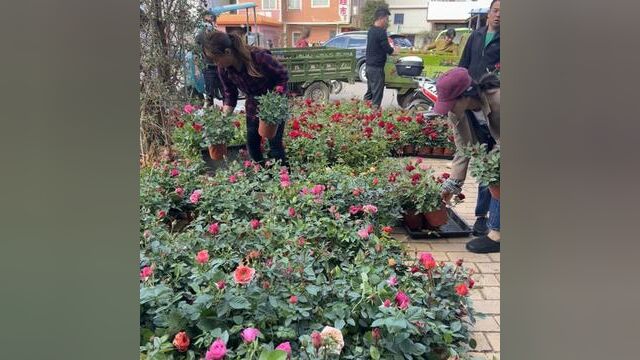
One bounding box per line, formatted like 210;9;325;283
200;107;236;160
257;87;289;139
462;143;501;200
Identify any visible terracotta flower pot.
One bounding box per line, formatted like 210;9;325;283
443;147;455;156
208;144;227;160
403;210;423;231
489;184;500;200
417;146;433;156
258;120;278;139
432;147;445;155
402;144;415;155
423;204;449;229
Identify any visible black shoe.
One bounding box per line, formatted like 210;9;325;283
466;235;500;254
472;217;489;236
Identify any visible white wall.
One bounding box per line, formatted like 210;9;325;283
388;9;428;35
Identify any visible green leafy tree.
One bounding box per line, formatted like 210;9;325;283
361;0;390;29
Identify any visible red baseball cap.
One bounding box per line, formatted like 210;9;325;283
434;67;473;115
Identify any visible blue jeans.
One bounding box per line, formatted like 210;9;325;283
476;185;500;231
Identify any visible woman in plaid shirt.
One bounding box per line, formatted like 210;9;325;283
201;31;289;166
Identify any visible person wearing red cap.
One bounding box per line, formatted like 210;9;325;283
434;67;501;253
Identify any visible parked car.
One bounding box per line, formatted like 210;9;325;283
389;34;413;49
322;31;368;82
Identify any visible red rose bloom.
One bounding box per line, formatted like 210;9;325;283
455;283;469;296
173;331;190;352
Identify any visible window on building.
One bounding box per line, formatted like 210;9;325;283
311;0;329;8
394;13;404;25
288;0;301;9
292;32;301;46
263;0;277;10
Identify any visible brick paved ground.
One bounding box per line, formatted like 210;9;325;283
392;158;500;360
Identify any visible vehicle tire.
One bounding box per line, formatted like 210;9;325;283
330;80;343;94
358;62;367;82
408;98;434;112
396;92;413;109
303;81;331;102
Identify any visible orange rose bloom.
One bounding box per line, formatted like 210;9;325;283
173;331;190;352
234;265;256;285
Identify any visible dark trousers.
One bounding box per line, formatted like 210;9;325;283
363;65;385;108
245;99;288;166
203;65;219;103
467;110;500;231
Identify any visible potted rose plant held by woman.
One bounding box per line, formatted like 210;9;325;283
463;143;501;199
257;87;289;139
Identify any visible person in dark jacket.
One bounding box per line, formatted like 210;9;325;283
201;31;289;166
195;11;220;106
457;0;500;239
459;0;500;80
363;8;397;109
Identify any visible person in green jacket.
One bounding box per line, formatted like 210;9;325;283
426;28;458;54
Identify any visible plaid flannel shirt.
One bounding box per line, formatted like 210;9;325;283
218;49;289;123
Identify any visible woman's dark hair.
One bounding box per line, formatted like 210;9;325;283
301;28;311;39
461;73;500;99
202;31;263;78
490;0;499;9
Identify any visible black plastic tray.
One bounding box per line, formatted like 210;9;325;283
404;208;472;239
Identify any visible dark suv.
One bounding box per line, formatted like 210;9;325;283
323;31;413;82
322;31;368;82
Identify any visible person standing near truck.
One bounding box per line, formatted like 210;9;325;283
201;31;290;166
295;28;311;48
363;8;397;109
456;0;500;242
196;11;219;106
426;28;458;54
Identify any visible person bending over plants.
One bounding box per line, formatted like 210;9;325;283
201;31;290;166
433;67;501;254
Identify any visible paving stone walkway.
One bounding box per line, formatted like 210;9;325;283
392;158;500;360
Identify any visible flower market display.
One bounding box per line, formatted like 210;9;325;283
140;100;479;360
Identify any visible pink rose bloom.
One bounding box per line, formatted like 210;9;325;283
143;230;152;239
240;327;261;344
289;295;298;304
279;172;290;182
275;85;286;94
275;342;292;356
236;171;246;178
366;224;375;234
349;205;362;215
140;266;153;280
383;299;391;307
175;187;184;197
311;331;323;349
250;219;261;230
357;227;370;239
170;168;180;177
387;276;398;287
300;188;310;195
419;252;436;270
205;338;227;360
208;223;220;235
183;104;196;114
362;204;378;215
280;180;291;188
229;175;237;183
310;184;326;196
216;280;226;290
395;291;411;310
189;190;203;204
288;207;296;217
243;160;252;168
157;210;166;219
196;250;209;264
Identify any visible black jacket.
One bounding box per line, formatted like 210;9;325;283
458;26;500;80
366;26;394;67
